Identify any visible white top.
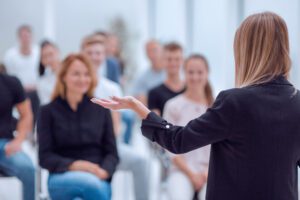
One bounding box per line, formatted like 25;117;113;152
4;45;40;87
94;76;123;98
37;68;57;105
163;94;211;173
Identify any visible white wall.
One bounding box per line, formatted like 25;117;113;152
0;0;299;89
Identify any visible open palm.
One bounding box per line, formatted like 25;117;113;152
91;96;136;110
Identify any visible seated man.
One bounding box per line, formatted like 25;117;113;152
0;73;35;200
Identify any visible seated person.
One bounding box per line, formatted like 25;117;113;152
148;42;185;116
0;73;35;200
38;54;119;200
81;35;149;200
164;54;212;200
37;40;61;105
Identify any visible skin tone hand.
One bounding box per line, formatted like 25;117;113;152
91;96;151;119
6;100;33;157
69;160;109;180
5;138;23;157
189;172;207;191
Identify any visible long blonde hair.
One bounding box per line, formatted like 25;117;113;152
234;12;291;87
51;54;97;100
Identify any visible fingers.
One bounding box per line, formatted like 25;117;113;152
91;98;120;110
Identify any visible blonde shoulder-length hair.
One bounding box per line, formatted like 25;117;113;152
51;53;98;100
234;12;291;87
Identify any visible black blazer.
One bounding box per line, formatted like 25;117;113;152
38;95;119;181
141;76;300;200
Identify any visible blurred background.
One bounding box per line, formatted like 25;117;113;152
0;0;300;200
1;0;300;92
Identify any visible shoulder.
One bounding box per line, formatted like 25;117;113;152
106;57;119;67
214;87;257;111
0;74;22;88
165;94;184;108
4;47;17;57
149;84;164;94
217;87;253;101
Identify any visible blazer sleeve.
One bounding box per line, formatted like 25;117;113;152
141;91;237;154
100;109;119;178
37;105;75;173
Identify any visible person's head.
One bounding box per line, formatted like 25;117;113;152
39;40;60;76
163;42;184;76
146;40;162;67
234;12;291;87
184;54;214;106
81;35;106;68
52;54;97;100
107;33;120;57
17;25;32;48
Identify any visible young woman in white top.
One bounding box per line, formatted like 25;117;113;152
163;54;213;200
37;41;61;105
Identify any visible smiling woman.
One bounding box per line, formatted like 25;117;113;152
38;53;119;200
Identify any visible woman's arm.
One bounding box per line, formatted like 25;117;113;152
91;91;236;154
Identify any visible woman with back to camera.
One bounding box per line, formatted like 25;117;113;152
164;54;213;200
38;54;119;200
92;12;300;200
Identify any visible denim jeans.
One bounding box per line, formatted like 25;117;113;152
121;110;136;144
48;171;111;200
0;139;35;200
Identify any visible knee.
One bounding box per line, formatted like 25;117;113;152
83;179;111;199
17;162;35;182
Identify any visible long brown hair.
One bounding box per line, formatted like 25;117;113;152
51;54;97;100
184;54;214;107
234;12;291;87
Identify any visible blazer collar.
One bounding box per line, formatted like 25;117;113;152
266;75;292;86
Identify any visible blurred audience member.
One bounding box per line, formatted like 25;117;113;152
131;39;165;105
0;73;35;200
37;40;61;105
38;54;119;200
164;54;213;200
148;42;185;116
82;35;149;200
93;31;121;84
106;33;125;75
4;25;40;123
0;63;7;74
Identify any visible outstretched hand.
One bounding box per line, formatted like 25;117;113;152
91;96;136;110
91;96;151;119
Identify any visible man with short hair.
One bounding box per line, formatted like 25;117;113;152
131;39;166;105
148;42;185;116
4;25;40;123
81;35;149;200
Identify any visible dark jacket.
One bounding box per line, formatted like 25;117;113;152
141;76;300;200
37;95;119;181
106;57;121;84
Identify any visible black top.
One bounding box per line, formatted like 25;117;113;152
37;95;119;181
0;74;26;139
148;83;185;115
141;76;300;200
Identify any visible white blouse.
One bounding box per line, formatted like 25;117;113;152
163;94;211;173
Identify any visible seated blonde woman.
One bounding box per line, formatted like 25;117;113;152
38;54;119;200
